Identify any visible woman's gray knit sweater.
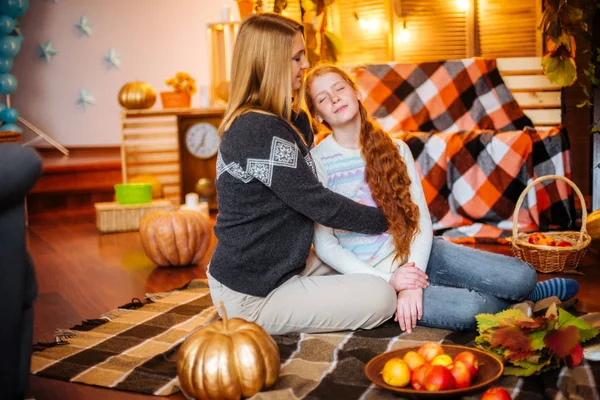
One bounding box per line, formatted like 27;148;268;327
209;111;388;297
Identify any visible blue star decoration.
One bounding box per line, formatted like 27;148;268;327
76;89;95;110
38;41;57;63
75;16;93;37
104;48;122;69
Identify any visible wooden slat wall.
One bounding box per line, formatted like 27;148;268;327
336;0;391;65
476;0;540;57
496;57;561;127
121;114;181;206
393;0;468;62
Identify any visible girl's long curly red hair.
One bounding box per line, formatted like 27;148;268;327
305;64;420;264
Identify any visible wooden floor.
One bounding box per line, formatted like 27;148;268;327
26;214;600;399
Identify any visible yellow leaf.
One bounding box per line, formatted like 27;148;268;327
542;53;577;87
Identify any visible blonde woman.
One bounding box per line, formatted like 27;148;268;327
208;13;406;335
306;63;579;334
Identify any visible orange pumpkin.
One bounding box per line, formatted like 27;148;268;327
177;302;280;400
139;210;211;267
130;175;163;198
118;81;157;110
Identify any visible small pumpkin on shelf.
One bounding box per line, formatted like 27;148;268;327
118;81;157;110
177;301;280;400
139;209;211;267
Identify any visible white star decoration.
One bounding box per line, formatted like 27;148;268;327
38;40;57;63
75;16;93;36
77;89;95;109
104;48;122;69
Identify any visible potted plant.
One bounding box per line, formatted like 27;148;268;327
161;72;197;108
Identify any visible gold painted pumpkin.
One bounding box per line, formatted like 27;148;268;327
177;302;280;400
139;210;211;267
587;209;600;241
118;81;157;110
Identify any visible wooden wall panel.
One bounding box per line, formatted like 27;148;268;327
477;0;540;58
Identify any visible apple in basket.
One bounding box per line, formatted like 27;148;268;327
528;232;547;245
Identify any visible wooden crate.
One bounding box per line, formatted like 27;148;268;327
95;199;173;233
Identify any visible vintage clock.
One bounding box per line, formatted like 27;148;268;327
177;109;224;210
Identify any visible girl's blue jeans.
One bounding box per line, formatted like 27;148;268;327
420;237;538;331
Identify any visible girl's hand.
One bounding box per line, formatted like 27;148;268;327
394;288;423;333
388;262;429;292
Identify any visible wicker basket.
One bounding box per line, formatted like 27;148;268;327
511;175;591;273
95;200;173;233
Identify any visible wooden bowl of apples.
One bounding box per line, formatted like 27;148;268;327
364;342;503;398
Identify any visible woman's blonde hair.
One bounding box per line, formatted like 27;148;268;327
218;13;305;136
305;64;421;264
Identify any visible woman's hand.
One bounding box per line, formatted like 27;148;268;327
394;288;423;333
388;262;429;292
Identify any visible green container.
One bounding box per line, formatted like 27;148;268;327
114;183;153;205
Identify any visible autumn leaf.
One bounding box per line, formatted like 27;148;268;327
557;307;600;342
558;4;583;35
504;360;548;376
566;343;584;368
491;326;532;352
544;325;580;358
530;330;547;351
542;52;577;86
505;350;535;361
516;317;546;331
476;313;501;332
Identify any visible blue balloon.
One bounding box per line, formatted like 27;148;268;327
0;103;6;113
0;35;21;57
0;57;12;73
0;123;22;133
0;73;17;94
0;107;18;123
0;16;15;36
0;0;29;19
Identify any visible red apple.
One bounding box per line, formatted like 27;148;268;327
481;387;512;400
449;361;472;389
423;365;456;391
417;342;445;363
557;241;572;247
528;232;546;245
411;364;431;391
454;351;479;378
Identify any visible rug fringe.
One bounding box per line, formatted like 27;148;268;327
146;290;179;303
100;308;135;321
54;328;79;342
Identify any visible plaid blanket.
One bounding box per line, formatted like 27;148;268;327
352;58;533;133
31;280;600;399
345;57;573;242
392;126;574;242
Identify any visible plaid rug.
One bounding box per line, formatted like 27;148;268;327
31;280;600;398
352;58;532;133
